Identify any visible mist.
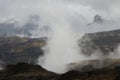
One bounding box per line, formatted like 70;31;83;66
0;0;120;73
0;0;120;34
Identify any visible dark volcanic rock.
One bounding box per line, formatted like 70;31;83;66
0;63;120;80
0;63;59;80
59;67;120;80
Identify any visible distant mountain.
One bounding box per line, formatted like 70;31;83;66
0;15;39;37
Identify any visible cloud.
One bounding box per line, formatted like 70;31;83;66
0;0;120;21
0;0;119;35
67;0;120;10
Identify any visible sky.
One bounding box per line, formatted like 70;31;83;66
0;0;120;21
0;0;120;35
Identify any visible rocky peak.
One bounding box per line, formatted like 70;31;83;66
93;15;104;23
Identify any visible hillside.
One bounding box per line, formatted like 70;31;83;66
0;36;46;65
0;29;120;65
0;29;120;80
80;29;120;55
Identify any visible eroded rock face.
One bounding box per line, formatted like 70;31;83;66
67;59;120;72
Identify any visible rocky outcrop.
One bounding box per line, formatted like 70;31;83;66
93;15;104;23
59;67;120;80
0;63;59;80
88;15;105;25
0;62;120;80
